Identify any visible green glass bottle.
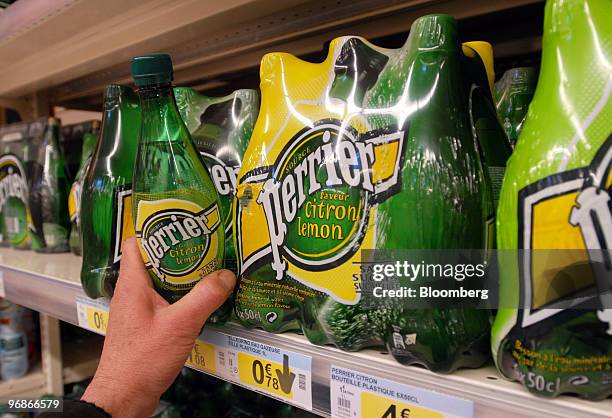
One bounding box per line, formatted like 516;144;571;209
81;85;140;298
0;123;30;250
362;14;492;372
493;0;611;399
131;54;224;303
28;117;71;253
494;67;538;147
69;131;99;255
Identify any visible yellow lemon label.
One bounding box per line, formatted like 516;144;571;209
518;135;611;328
135;198;221;288
68;182;79;222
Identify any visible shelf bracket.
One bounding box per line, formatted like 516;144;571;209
40;313;64;396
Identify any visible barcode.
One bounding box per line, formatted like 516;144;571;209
219;351;225;368
299;373;306;391
338;397;351;409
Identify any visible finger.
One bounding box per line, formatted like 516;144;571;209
115;237;154;299
165;269;236;331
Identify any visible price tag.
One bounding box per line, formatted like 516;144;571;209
75;295;110;335
200;330;313;411
237;351;294;399
0;271;5;298
330;366;473;418
186;339;216;374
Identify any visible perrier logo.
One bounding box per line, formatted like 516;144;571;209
135;198;221;288
0;154;28;209
236;119;406;302
518;134;611;329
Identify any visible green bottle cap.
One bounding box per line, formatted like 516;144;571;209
131;54;174;87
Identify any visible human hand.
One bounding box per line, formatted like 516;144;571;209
82;237;236;418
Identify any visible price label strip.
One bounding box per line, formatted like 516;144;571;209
330;366;473;418
0;270;5;298
197;330;313;411
75;295;110;336
186;339;216;374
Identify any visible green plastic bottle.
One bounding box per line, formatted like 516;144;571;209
174;87;258;324
234;17;492;372
131;54;224;303
494;67;538;147
69;131;99;255
361;14;492;372
174;87;259;273
81;85;140;298
493;0;611;399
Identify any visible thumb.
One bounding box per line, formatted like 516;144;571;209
115;237;154;297
165;269;236;331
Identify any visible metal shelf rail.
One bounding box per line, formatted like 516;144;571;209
0;248;610;417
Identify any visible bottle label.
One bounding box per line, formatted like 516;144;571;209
135;198;222;288
0;154;31;247
109;186;135;266
517;134;611;329
236;120;406;304
68;182;80;225
201;152;239;239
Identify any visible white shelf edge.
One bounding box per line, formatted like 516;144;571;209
0;248;610;418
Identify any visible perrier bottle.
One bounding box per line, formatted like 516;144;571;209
29;117;71;252
81;85;140;298
131;54;224;303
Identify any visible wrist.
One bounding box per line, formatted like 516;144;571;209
82;375;159;418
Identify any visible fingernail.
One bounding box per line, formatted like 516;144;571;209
212;269;237;294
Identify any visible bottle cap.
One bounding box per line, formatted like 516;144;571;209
131;54;174;87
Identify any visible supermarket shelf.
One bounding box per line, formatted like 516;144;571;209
0;365;45;400
0;248;611;418
0;0;544;105
62;333;102;385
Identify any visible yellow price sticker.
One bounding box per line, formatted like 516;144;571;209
85;306;109;335
361;392;443;418
186;340;216;373
238;352;295;399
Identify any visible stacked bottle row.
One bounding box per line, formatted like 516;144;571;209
0;119;99;253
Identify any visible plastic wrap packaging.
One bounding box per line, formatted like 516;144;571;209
493;0;612;399
69;131;99;255
60;120;101;181
27;117;71;253
174;87;259;324
81;85;140;298
174;87;259;273
494;67;538;147
234;14;500;372
0;122;33;249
